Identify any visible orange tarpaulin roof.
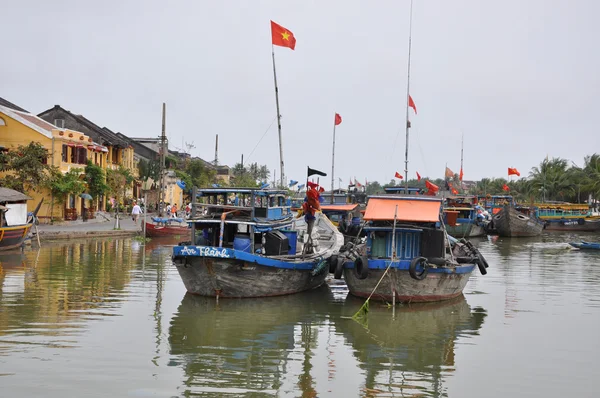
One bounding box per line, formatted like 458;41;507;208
320;204;358;212
364;197;441;222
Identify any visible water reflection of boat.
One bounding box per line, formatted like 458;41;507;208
335;295;487;396
168;285;332;395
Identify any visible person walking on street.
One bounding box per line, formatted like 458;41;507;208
171;203;178;218
132;201;142;225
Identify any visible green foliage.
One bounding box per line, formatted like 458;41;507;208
230;162;270;187
137;158;160;182
84;161;107;199
107;166;135;211
0;142;51;192
48;167;86;203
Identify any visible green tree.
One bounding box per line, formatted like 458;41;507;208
84;161;108;203
230;162;269;187
107;166;135;216
0;142;50;193
137;158;160;183
48;167;86;219
529;157;571;202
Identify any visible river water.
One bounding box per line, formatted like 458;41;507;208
0;234;598;397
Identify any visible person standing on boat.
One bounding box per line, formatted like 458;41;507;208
302;188;321;253
131;201;142;225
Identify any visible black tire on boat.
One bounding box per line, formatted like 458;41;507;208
328;254;338;274
456;256;476;264
469;246;489;275
409;257;429;281
578;218;585;225
353;255;369;280
333;258;345;279
427;257;447;266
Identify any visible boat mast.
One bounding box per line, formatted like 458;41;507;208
403;0;414;194
460;133;464;191
159;102;167;216
271;46;285;188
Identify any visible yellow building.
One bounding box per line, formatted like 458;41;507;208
0;104;109;222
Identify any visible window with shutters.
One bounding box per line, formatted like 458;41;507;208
78;148;87;164
70;147;76;163
62;144;68;162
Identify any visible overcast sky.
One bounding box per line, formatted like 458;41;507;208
2;0;599;187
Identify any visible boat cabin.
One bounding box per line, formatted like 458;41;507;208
0;188;31;227
533;203;591;219
384;187;423;195
443;195;479;225
477;195;515;215
189;188;295;256
363;196;445;261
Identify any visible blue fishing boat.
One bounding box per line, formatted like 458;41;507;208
172;188;344;298
333;195;489;303
569;241;600;251
535;202;600;232
443;195;488;238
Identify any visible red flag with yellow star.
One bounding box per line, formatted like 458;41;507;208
271;21;296;50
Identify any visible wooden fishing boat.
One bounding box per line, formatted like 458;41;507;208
535;203;600;232
172;188;344;298
569;241;600;251
443;195;488;238
0;188;33;251
333;196;488;303
145;217;189;237
493;204;545;237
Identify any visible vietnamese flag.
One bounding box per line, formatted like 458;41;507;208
416;171;421;181
503;184;510;191
334;113;342;126
425;180;439;194
459;168;464;181
508;167;520;177
394;171;403;179
307;181;320;190
408;95;417;114
271;21;296;50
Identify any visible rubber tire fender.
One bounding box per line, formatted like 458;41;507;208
333;257;345;279
409;257;429;281
353;255;369;280
328;254;338;274
578;218;585;225
471;247;489;275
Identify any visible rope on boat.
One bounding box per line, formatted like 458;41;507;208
351;205;398;323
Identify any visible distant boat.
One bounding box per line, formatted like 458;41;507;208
0;188;33;251
145;217;189;238
535;202;600;232
172;188;344;298
569;241;600;251
493;204;545;237
443;195;488;238
334;195;488;303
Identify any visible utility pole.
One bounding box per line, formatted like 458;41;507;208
159;102;167;216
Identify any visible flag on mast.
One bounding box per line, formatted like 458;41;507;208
408;95;417;114
334;113;342;126
271;21;296;50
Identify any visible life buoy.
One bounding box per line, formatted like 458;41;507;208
353;255;369;280
409;257;429;280
333;258;344;279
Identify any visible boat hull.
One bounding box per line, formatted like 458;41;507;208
493;206;544;237
0;224;32;251
145;222;189;237
343;263;476;303
569;242;600;251
172;245;334;298
543;218;600;232
446;222;486;238
174;256;328;298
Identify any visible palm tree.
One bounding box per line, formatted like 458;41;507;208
529;157;571;202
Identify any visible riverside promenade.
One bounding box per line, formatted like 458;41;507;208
36;211;144;241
